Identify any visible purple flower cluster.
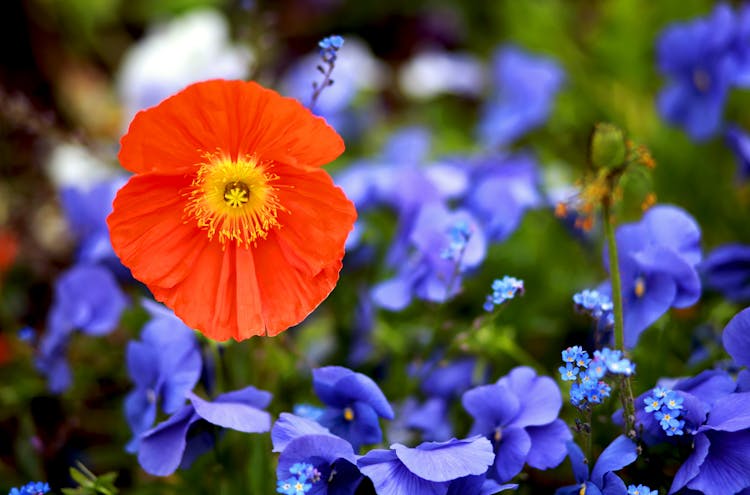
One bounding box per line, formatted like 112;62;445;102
338;126;545;311
271;365;569;493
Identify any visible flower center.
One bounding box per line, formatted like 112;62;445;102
343;407;355;421
185;154;286;247
692;68;711;93
493;427;502;443
634;277;646;298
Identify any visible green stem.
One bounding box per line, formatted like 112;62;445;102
602;198;624;351
602;191;637;437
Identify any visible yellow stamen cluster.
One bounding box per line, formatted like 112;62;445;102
185;153;287;247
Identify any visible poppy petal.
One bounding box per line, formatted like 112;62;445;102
274;163;356;275
150;244;264;341
120;80;344;175
253;232;343;336
108;173;208;289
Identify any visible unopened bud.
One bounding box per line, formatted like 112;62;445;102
589;123;626;170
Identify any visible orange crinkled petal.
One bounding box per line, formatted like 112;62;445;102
119;80;345;175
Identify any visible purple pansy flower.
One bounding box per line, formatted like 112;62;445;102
124;302;202;451
464;153;543;242
312;366;395;450
136;386;271;476
670;392;750;494
35;264;128;392
555;435;638;495
462;366;572;482
372;202;486;310
478;45;564;148
656;4;747;141
272;413;363;495
601;205;702;347
59;177;127;266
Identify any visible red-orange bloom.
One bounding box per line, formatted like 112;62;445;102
107;80;356;341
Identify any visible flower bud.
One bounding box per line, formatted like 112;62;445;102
589;123;626;170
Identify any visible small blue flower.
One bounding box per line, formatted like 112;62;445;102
643;395;663;413
440;220;473;261
627;483;658;495
8;481;50;495
319;35;344;62
559;363;579;382
561;346;582;363
483;276;524;312
663;391;684;411
573;289;614;327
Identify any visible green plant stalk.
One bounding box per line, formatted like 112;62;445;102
602;192;636;437
602;199;625;351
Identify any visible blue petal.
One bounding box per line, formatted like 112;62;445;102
500;367;562;428
564;441;589;484
590;436;637;487
393;436;495;482
525;419;572;470
675;369;737;406
187;389;271;433
125;341;159;389
686;430;750;495
124;388;157;438
138;405;198;476
700;392;750;432
491;427;531;482
670;433;710;494
278;434;357;479
702;243;750;301
723;307;750;368
313;366;394;419
463;383;521;432
272;413;331;453
358;449;449;495
421;358;476;399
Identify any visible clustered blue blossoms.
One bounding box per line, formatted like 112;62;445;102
573;289;614;328
318;35;344;63
7;482;50;495
559;346;634;409
643;387;685;436
483;276;524;311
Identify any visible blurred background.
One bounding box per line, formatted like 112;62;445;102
1;0;748;493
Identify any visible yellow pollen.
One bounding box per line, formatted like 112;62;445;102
494;428;502;443
579;483;587;495
343;407;355;421
634;277;646;298
185;153;287;247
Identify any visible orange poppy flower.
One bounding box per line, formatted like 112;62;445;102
107;80;356;341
